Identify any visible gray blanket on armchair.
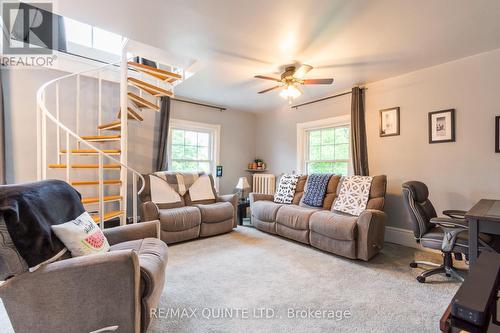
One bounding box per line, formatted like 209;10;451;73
0;180;84;269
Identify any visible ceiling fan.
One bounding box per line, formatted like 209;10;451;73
254;64;334;102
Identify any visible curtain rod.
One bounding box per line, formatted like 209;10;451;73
291;88;367;109
171;98;226;111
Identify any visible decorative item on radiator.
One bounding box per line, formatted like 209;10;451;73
252;174;276;195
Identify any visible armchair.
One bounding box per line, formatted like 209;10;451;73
139;173;237;243
0;220;167;333
401;181;492;283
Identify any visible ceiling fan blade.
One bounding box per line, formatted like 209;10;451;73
303;78;334;85
258;85;281;94
293;64;313;79
254;75;281;82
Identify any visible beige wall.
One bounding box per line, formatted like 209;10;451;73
2;67;256;197
256;48;500;230
366;48;500;229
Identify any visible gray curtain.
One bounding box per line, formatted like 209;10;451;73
156;96;171;171
351;87;369;176
0;67;5;184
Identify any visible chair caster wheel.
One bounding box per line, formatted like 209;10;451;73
409;262;418;268
416;276;426;283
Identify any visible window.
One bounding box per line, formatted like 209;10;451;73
168;120;220;177
305;126;350;175
64;18;124;56
297;115;352;176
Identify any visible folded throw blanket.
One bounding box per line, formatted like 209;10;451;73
302;174;332;207
0;180;84;269
151;171;215;204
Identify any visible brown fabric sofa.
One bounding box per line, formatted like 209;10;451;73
0;221;167;333
139;173;237;244
250;175;387;261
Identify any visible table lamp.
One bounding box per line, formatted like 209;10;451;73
235;177;250;202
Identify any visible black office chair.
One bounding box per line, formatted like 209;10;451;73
401;181;493;283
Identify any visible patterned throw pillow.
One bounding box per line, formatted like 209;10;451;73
333;176;373;216
302;174;332;207
274;174;301;204
52;212;110;257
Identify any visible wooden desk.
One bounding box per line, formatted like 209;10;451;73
465;199;500;266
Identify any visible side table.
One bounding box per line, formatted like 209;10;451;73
237;200;250;226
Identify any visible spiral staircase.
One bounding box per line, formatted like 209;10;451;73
36;41;183;227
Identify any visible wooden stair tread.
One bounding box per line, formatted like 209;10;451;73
92;210;124;223
127;92;160;111
60;149;121;155
81;135;121;141
128;61;182;82
82;195;122;204
48;164;121;169
98;121;121;131
71;179;122;186
117;107;144;121
127;77;173;97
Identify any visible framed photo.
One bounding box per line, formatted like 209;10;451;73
379;107;400;137
496;116;500;153
428;109;455;144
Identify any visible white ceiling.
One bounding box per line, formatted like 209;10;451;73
54;0;500;112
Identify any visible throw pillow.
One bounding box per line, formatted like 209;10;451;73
302;173;333;207
332;176;373;216
274;174;301;204
52;212;110;257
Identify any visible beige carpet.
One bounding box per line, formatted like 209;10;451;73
149;227;460;333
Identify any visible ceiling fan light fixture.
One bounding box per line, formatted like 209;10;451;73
279;83;301;99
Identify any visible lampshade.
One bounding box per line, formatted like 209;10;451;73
236;177;250;190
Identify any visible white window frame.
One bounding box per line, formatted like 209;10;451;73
296;114;353;175
167;119;221;189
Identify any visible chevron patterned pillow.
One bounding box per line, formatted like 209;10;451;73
333;176;373;216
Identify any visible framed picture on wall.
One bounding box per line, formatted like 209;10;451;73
379;107;400;137
428;109;455;144
496;116;500;153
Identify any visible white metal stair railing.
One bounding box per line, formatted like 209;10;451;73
36;58;145;227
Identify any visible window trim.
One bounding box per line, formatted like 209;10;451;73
296;114;352;175
167;118;221;189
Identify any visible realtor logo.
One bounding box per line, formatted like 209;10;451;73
2;2;53;55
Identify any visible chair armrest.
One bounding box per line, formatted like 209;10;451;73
430;217;468;252
430;217;468;229
0;250;141;333
442;210;467;219
217;194;238;228
140;201;160;222
217;194;237;206
356;209;387;261
103;220;161;245
249;193;274;205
